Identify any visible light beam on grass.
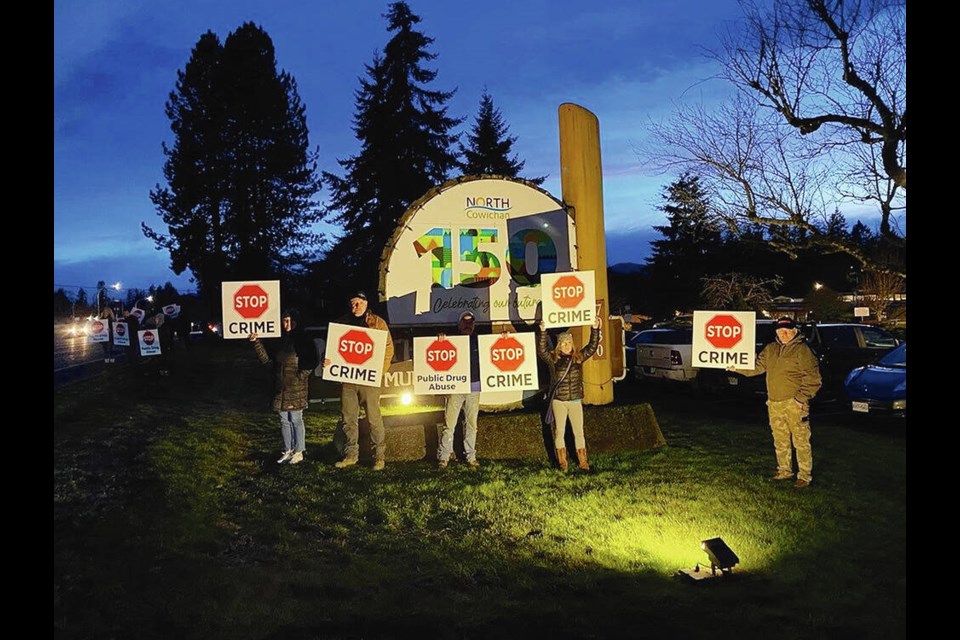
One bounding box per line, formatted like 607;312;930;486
538;485;786;575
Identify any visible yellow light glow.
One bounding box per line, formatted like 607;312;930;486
401;393;413;405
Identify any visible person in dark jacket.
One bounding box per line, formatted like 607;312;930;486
737;316;822;488
250;308;319;465
124;307;143;364
536;317;601;471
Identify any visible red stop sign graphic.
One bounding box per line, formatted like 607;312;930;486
552;275;585;309
234;284;269;319
115;324;126;336
143;330;156;345
425;339;458;372
705;315;743;349
339;329;375;365
91;320;105;333
490;336;525;371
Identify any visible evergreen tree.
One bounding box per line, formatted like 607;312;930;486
321;2;462;294
75;288;89;315
145;23;322;310
53;288;73;318
645;173;724;316
459;91;544;184
125;289;148;309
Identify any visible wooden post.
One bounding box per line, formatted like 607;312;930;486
558;103;613;405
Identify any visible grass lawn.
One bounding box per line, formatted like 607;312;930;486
54;341;906;639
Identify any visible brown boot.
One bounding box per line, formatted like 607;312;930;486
556;448;568;472
576;448;590;471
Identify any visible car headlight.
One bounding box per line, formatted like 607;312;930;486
891;399;906;410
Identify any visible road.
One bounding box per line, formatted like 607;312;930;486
53;323;127;387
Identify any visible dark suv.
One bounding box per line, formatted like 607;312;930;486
702;321;900;402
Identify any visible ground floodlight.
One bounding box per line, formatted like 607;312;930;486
701;537;739;575
676;537;740;582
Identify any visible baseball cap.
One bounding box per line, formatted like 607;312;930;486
351;291;368;301
775;317;797;330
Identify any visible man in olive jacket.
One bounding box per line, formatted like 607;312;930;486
738;317;822;488
327;291;394;471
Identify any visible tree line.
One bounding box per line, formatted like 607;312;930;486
53;282;183;319
143;0;904;325
608;172;904;324
143;2;542;321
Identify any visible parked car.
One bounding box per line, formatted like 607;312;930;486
628;327;697;384
712;321;900;402
843;342;906;417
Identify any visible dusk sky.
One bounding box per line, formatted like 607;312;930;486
55;0;759;295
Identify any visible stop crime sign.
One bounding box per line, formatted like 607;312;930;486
425;339;458;372
339;329;375;365
234;284;269;319
490;336;525;371
705;315;743;349
552;274;585;309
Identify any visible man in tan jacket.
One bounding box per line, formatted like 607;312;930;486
738;317;822;488
328;291;394;471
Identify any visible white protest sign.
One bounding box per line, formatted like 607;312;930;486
540;271;596;329
113;321;130;346
88;318;110;343
221;280;281;339
138;329;162;356
413;335;472;395
478;332;539;392
322;322;389;387
692;310;757;370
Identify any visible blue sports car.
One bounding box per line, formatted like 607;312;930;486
843;342;906;417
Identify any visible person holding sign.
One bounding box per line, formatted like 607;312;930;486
537;317;601;472
249;309;319;466
327;292;394;471
436;311;482;469
735;317;822;489
98;306;116;363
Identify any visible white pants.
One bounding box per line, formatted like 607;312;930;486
551;399;585;449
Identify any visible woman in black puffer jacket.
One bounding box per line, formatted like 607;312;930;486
250;308;319;465
536;317;601;471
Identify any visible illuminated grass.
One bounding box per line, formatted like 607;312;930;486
54;343;906;639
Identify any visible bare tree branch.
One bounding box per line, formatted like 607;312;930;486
643;0;904;275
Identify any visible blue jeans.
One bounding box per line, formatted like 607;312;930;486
279;410;306;453
439;393;480;462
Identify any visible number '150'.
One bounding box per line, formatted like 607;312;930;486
413;227;559;289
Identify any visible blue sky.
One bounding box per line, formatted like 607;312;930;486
55;0;750;294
